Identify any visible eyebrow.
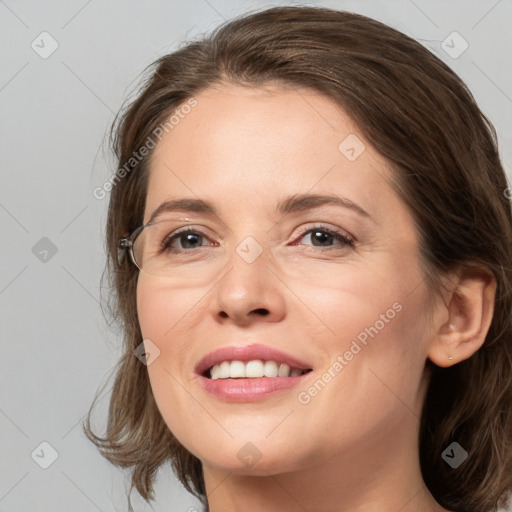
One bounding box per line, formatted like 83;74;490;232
146;193;372;225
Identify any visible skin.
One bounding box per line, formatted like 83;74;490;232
136;83;496;512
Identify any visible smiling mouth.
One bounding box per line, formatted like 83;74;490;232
204;359;313;379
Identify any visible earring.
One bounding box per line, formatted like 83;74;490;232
448;325;454;360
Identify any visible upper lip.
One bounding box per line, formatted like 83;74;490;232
195;343;313;376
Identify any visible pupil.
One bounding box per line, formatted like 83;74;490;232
182;233;200;248
313;230;332;246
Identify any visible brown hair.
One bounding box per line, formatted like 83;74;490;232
84;6;512;511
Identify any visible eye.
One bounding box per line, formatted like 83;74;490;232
291;224;354;249
159;224;354;254
162;227;213;253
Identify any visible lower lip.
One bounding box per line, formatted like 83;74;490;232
197;373;312;402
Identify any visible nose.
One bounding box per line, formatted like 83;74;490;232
210;244;286;326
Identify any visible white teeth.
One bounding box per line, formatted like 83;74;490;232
264;361;278;377
246;360;264;378
219;361;230;376
210;365;220;379
209;360;308;380
229;360;246;378
277;363;291;377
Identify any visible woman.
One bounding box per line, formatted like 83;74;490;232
85;6;512;512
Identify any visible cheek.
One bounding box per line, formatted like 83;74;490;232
137;280;169;339
321;283;429;419
291;257;430;408
136;279;201;447
136;276;206;341
284;253;425;349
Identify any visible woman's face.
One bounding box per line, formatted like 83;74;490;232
137;83;437;475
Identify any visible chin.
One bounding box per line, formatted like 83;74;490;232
182;435;313;476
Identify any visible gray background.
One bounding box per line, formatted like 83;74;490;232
1;1;511;511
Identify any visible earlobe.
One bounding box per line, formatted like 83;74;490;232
427;265;497;368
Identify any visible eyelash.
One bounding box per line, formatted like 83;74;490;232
162;224;355;254
292;224;355;249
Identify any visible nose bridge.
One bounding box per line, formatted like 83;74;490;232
211;233;285;323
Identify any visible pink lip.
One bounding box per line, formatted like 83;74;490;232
194;343;312;377
198;374;311;402
194;343;314;403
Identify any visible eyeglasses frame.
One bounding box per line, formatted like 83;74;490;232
118;224;146;270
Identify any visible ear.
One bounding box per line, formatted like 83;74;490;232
427;264;497;368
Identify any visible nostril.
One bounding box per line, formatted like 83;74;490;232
217;308;269;319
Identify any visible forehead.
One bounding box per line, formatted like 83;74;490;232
144;83;399;223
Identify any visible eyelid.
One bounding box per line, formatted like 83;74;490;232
158;220;222;241
168;223;353;236
292;223;355;244
165;225;216;245
163;222;355;250
297;223;351;237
